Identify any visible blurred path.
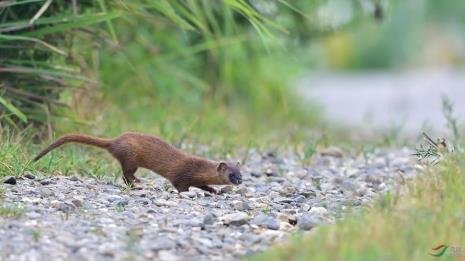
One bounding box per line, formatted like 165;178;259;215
297;69;465;134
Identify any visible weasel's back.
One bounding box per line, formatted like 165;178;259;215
111;132;186;173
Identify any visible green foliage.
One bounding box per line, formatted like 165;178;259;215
1;0;381;136
0;0;119;129
322;0;465;69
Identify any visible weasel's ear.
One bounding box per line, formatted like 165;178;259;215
217;162;228;172
236;161;241;168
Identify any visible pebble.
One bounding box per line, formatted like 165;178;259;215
251;214;280;230
0;148;417;260
203;214;216;225
318;147;344;158
24;173;36;180
71;199;83;208
3;177;16;185
221;212;249;226
158;250;181;261
297;214;319;231
40;179;52;185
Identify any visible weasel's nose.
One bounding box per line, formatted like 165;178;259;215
236;176;242;185
230;173;242;185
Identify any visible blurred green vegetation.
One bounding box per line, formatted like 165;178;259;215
320;0;465;69
1;0;385;143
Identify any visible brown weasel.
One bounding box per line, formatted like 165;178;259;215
33;132;242;193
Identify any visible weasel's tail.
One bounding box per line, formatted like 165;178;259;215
33;134;112;162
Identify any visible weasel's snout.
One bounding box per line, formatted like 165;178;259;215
229;172;242;185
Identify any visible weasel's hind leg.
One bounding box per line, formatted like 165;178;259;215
121;164;139;186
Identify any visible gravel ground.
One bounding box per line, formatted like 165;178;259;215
0;148;418;261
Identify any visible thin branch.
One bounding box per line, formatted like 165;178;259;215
30;0;53;25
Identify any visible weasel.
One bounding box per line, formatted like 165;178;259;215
33;132;242;193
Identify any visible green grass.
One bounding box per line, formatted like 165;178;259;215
0;128;118;180
252;150;465;261
0;203;25;218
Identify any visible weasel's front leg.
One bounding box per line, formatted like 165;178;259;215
195;185;218;194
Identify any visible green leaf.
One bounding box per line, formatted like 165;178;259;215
22;11;123;37
0;96;28;123
0;34;66;55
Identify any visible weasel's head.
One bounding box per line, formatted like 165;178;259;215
217;161;242;185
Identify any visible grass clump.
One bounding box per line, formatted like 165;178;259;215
0;127;118;179
0;203;25;219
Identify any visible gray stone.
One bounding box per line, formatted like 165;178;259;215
220;186;233;194
221;212;249;225
158;250;181;261
203;214;216;225
297;214;319;230
71;199;83;208
24;173;36;180
173;218;203;227
251;214;280;230
151;239;176;251
318;147;344;157
40;179;52;185
180;191;196;198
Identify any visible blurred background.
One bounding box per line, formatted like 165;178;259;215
1;0;464;145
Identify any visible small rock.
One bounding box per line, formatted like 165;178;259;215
234;187;248;195
180;191;196;199
69;176;80;182
25;212;41;219
172;218;203;227
265;169;276;177
251;214;280;230
106;195;123;202
158;250;181;261
24;173;36;180
71;199;83;208
318;147;344;158
3;177;16;185
309;206;329;216
203;214;216;225
220;186;233;194
274;197;293;204
231;200;251;211
293;195;306;203
40;179;52;185
221;212;249;226
280;186;297;196
277;213;297;225
55;202;75;213
279;222;295;231
116;199;129;206
151;239;176;251
147;208;158;214
154;199;177;207
302;204;311;211
136;198;150;205
297;214;319;230
39;188;54;197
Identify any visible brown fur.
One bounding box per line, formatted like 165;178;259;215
33;132;241;193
